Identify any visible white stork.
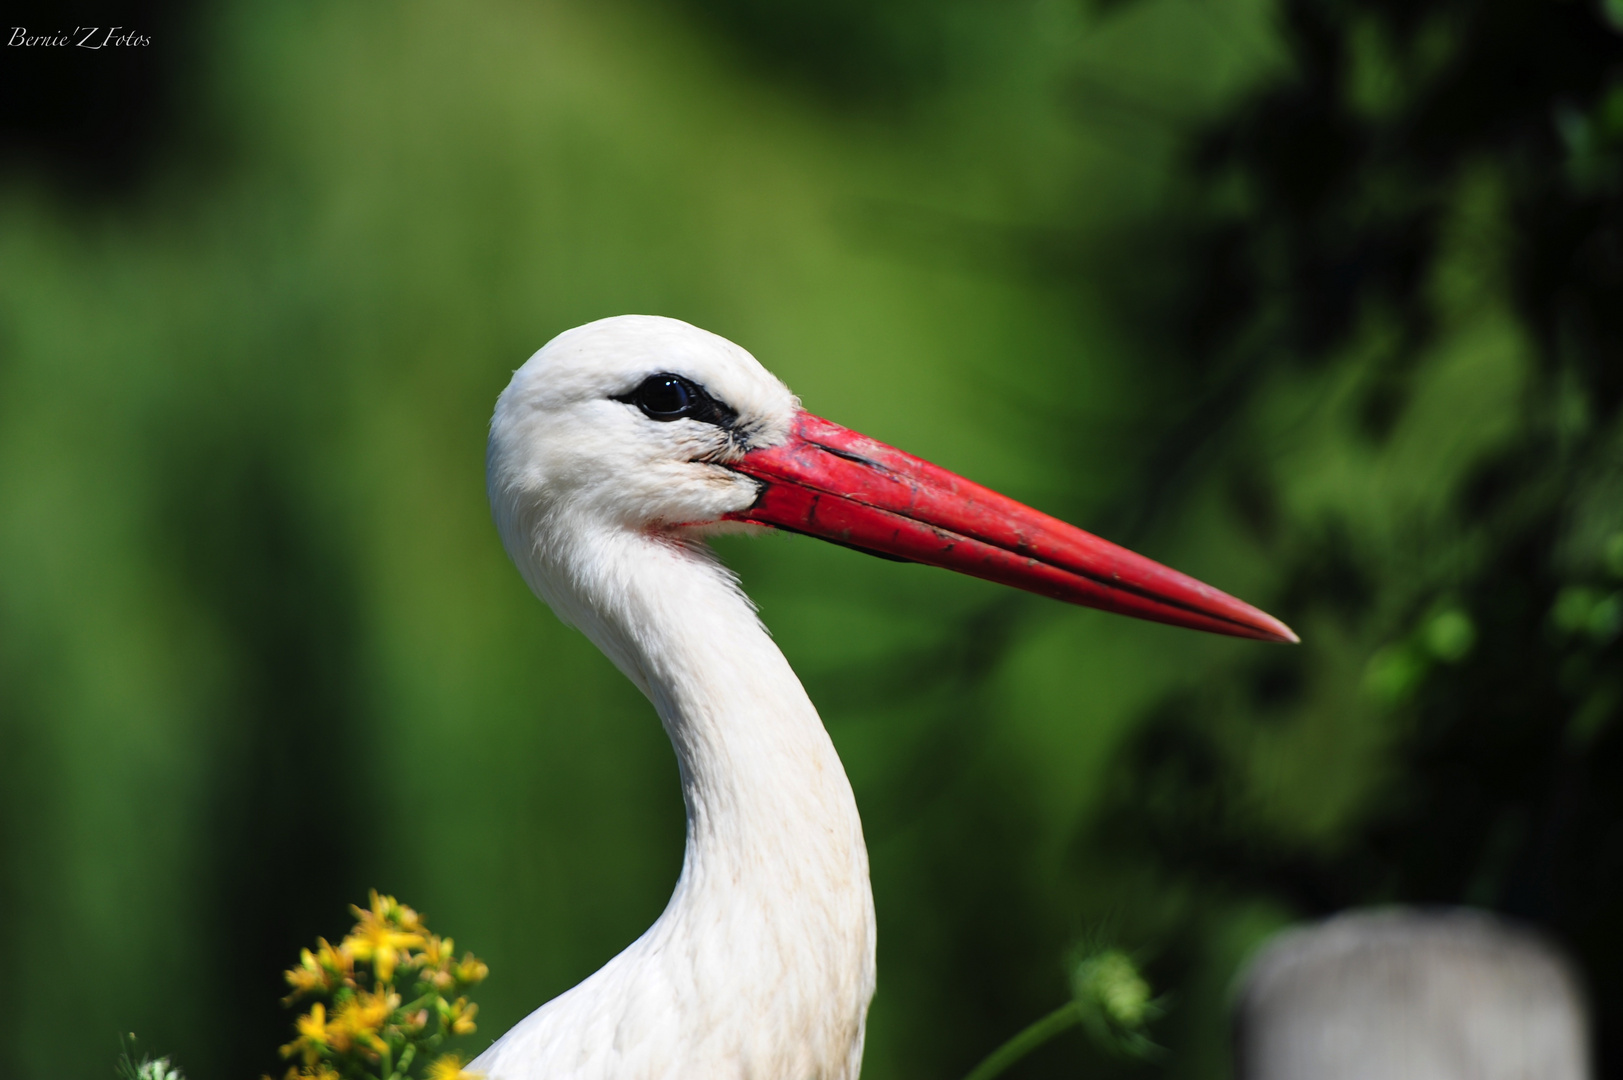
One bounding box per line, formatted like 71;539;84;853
474;315;1295;1080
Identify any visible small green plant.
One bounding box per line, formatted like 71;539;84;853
269;890;489;1080
1069;947;1165;1061
115;1034;185;1080
960;944;1164;1080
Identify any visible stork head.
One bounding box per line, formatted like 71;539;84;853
488;315;791;538
489;314;1296;644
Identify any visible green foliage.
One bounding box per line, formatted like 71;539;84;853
1363;605;1476;705
1082;0;1623;1073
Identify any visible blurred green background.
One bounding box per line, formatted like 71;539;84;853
3;0;1622;1077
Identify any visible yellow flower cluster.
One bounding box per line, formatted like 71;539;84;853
268;891;489;1080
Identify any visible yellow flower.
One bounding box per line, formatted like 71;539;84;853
420;934;454;965
427;1053;485;1080
315;938;355;977
333;986;399;1055
353;890;427;934
348;987;400;1032
446;997;478;1035
418;934;457;992
280;1067;341;1080
282;937;358;1002
283;948;329;1001
280;1002;335;1065
417;934;487;991
344;891;425;983
456;954;489;986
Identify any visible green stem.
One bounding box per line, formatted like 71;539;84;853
401;991;437;1013
961;1003;1081;1080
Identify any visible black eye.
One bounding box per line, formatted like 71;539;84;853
613;373;737;428
637;375;693;417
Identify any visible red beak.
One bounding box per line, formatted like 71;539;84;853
725;413;1297;644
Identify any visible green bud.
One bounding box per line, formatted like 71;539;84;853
1069;947;1164;1061
1589;593;1622;642
1422;609;1476;663
1364;644;1428;704
1605;532;1623;579
1553;587;1596;635
1087;951;1150;1026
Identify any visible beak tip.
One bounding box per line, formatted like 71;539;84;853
1269;620;1301;645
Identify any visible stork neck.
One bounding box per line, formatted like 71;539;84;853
561;527;858;869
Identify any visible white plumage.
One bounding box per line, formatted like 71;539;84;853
477;316;875;1080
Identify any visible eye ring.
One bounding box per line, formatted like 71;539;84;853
613;373;738;428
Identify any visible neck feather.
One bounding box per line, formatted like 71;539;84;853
528;520;867;892
493;515;877;1080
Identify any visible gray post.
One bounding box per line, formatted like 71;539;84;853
1234;908;1590;1080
